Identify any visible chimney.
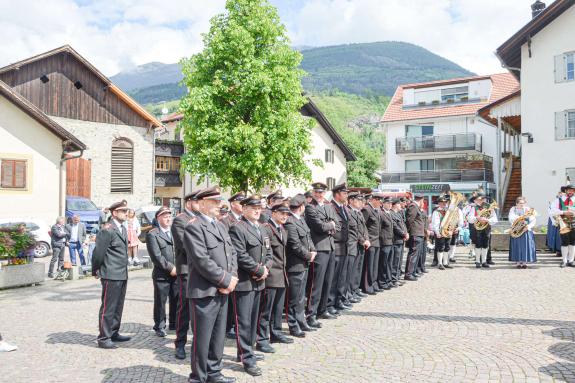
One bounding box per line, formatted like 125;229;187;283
531;0;546;18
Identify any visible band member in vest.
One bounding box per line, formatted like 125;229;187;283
466;193;498;268
463;195;478;259
256;203;293;353
547;191;564;257
378;197;395;290
329;183;352;313
229;195;273;377
348;192;370;301
92;201;131;349
448;203;464;264
551;184;575;267
171;189;201;360
305;182;339;327
361;193;382;295
285;194;317;338
146;207;178;337
259;190;283;224
431;196;452;270
508;196;537;269
390;198;408;287
404;195;426;281
184;186;238;383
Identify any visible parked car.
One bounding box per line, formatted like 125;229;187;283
66;196;101;233
0;218;52;258
135;205;163;243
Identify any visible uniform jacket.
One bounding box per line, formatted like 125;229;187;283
331;201;350;256
347;208;364;256
361;204;381;248
50;224;67;248
184;215;237;299
406;203;426;237
146;227;176;280
305;199;339;252
221;212;241;231
65;222;87;243
92;222;129;280
262;219;288;288
391;210;408;244
285;214;315;273
171;209;197;275
379;208;394;246
229;218;273;292
356;209;369;248
259;209;272;224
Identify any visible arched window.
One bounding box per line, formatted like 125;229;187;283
111;138;133;193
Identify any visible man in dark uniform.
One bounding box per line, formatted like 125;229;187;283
92;201;131;349
329;183;351;313
221;192;245;231
378;197;395;290
361;193;382;294
285;194;316;338
390;199;408;287
347;192;370;302
404;195;426;281
257;204;293;354
305;182;339;327
171;189;202;360
259;190;283;224
147;207;178;337
229;195;273;377
184;186;238;383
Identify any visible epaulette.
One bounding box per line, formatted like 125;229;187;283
150;227;159;234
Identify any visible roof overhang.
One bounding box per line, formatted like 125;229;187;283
477;90;521;131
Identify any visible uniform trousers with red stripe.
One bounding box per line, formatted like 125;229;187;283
256;287;286;346
174;274;190;349
287;270;308;332
188;294;227;383
232;290;261;367
98;279;127;341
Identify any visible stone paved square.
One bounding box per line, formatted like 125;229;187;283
2;250;575;382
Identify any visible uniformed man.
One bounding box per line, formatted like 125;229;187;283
171;189;202;360
184;186;238;383
146;207;178;337
221;192;245;231
390;198;408;287
347;192;370;302
378;197;395;290
92;200;131;349
551;183;575;267
431;196;451;270
404;195;426;281
304;191;313;205
361;193;382;294
305;182;339;327
328;183;351;313
256;204;293;354
466;193;498;268
259;190;283;224
285;194;316;338
229;195;273;377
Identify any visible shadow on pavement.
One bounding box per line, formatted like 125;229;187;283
101;365;188;383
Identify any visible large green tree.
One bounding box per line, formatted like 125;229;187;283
179;0;314;192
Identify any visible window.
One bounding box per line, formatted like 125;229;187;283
155;156;181;172
324;149;335;164
555;110;575;140
435;158;457;170
326;177;336;190
405;125;434;137
405;159;435;172
567;168;575;184
555;52;575;83
441;86;469;103
111;138;133;193
1;159;27;189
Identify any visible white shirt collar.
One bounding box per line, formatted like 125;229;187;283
112;219;123;230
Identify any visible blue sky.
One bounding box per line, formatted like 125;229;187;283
0;0;533;76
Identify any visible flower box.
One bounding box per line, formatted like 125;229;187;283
0;262;45;289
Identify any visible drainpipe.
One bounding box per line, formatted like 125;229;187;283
496;117;502;211
59;141;84;216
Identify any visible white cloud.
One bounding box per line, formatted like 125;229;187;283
0;0;535;76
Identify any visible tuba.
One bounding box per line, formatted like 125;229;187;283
554;214;572;235
509;208;537;238
474;201;499;231
440;192;466;238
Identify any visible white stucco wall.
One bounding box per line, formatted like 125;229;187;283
0;97;63;224
520;5;575;220
51;117;155;210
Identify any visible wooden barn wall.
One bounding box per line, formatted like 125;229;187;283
66;157;91;199
0;53;149;128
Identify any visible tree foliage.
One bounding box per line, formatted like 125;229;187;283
179;0;314;192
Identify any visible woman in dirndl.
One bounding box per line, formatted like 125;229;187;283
508;196;537;269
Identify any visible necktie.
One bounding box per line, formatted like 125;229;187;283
121;226;127;239
566;197;572;206
340;205;347;221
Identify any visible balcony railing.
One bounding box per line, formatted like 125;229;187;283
155;170;182;187
381;168;493;183
395;133;482;154
155;140;184;157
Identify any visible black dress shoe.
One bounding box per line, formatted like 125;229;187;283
319;312;337;319
235;354;265;363
421;269;429;273
444;264;453;269
327;307;341;316
438;264;445;270
256;343;276;353
487;260;495;265
382;285;391;290
449;259;457;263
366;290;377;295
244;365;263;376
225;329;236;339
155;329;167;337
335;304;351;311
300;323;317;332
404;275;418;281
208;375;236;383
431;261;438;267
356;291;368;298
98;340;118;349
290;329;306;337
111;334;131;342
175;346;186;360
307;317;322;328
271;335;294;344
482;263;490;268
373;287;382;292
475;262;481;268
349;297;361;303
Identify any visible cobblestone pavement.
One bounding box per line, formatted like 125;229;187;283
2;249;575;383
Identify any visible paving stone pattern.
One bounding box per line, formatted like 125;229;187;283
1;250;575;382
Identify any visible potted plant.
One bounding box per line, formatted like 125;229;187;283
0;225;45;289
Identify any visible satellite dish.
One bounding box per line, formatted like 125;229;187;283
161;107;169;115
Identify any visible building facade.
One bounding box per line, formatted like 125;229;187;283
381;74;519;212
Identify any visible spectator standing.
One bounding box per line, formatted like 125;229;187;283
126;209;142;266
48;217;67;278
65;215;87;266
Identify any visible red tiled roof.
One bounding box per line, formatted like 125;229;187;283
381;73;519;123
161;112;184;123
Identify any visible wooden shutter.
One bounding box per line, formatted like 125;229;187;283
555;54;566;83
555;111;567;140
1;160;13;187
111;138;133;193
1;159;26;188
